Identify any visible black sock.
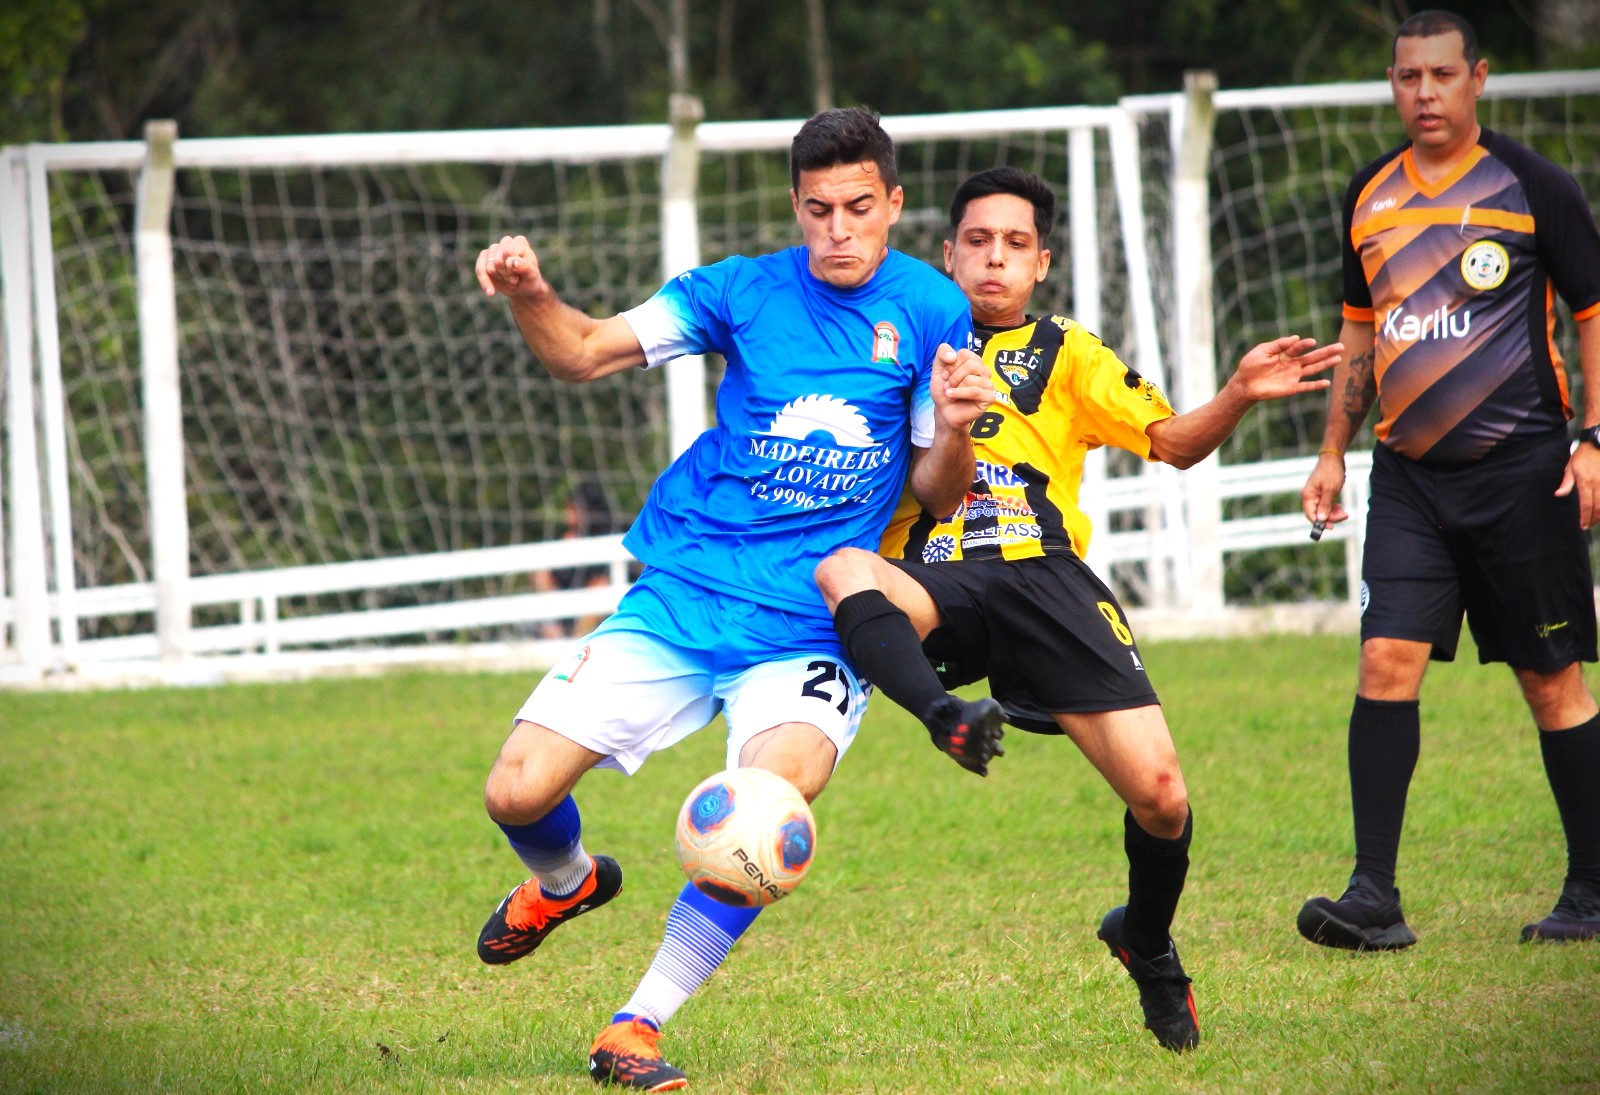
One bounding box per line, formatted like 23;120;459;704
1124;808;1192;958
832;590;948;724
1539;712;1600;890
1348;695;1420;894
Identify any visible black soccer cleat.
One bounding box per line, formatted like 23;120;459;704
924;695;1005;776
1521;878;1600;943
1296;873;1417;951
476;855;623;965
1098;906;1200;1052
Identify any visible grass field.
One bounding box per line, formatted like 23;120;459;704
2;633;1597;1093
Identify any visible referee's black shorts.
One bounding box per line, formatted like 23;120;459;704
886;552;1159;734
1361;431;1597;670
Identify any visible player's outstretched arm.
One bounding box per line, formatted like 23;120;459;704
475;234;646;383
1147;335;1341;469
909;344;991;518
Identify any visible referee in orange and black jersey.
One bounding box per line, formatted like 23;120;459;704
1299;9;1600;949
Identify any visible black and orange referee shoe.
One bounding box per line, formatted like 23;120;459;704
1296;873;1417;951
1098;906;1200;1052
1521;878;1600;943
589;1017;688;1090
476;855;623;965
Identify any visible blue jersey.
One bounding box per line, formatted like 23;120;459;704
621;246;972;619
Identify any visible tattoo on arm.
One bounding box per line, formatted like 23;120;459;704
1341;346;1376;439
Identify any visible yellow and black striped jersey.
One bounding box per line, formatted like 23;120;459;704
880;315;1174;563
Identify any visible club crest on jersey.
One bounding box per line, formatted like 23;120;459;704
871;321;900;364
994;346;1041;387
1460;240;1509;291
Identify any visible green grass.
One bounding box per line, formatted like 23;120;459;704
2;634;1597;1092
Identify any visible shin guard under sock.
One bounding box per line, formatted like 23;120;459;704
833;589;947;722
1348;696;1420;894
1539;713;1600;890
1123;808;1192;959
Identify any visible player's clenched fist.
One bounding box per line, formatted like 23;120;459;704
475;235;550;300
931;343;995;432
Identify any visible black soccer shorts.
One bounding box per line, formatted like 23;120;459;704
887;552;1159;734
1360;431;1598;669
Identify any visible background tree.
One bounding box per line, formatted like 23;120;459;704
4;0;1589;146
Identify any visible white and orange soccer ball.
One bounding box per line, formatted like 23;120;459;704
674;767;817;907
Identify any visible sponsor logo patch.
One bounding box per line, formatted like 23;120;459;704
1382;304;1471;343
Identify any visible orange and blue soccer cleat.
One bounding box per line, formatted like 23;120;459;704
476;855;623;965
1098;905;1200;1052
589;1017;688;1090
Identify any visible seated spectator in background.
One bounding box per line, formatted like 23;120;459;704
532;480;617;639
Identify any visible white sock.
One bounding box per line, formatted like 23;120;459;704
523;843;591;898
615;887;755;1026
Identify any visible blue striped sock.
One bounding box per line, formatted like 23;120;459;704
614;883;762;1027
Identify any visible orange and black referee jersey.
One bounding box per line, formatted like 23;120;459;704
1342;128;1600;464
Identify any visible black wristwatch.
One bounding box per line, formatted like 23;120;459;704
1581;424;1600;451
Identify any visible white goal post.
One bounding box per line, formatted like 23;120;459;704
3;70;1599;685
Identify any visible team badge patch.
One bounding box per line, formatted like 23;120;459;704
1460;240;1509;291
994;346;1041;388
871;321;900;364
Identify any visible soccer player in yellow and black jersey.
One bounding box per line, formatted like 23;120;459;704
815;166;1341;1051
1298;10;1600;952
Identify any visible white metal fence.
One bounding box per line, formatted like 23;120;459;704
2;70;1596;685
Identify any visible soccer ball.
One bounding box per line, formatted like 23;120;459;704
674;767;817;907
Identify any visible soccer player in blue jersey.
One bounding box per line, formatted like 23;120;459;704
473;106;997;1090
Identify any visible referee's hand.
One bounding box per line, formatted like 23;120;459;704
1556;440;1600;529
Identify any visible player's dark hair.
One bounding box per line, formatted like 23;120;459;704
947;167;1056;245
789;107;898;193
1394;10;1480;68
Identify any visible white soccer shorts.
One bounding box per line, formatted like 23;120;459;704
514;628;868;775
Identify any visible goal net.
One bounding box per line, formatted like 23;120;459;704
5;74;1599;678
7;115;1142;669
49;157;668;610
1201;81;1600;607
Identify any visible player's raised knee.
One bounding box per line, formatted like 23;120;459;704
482;761;532;822
483;754;568;824
813;546;881;607
1129;780;1189;840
